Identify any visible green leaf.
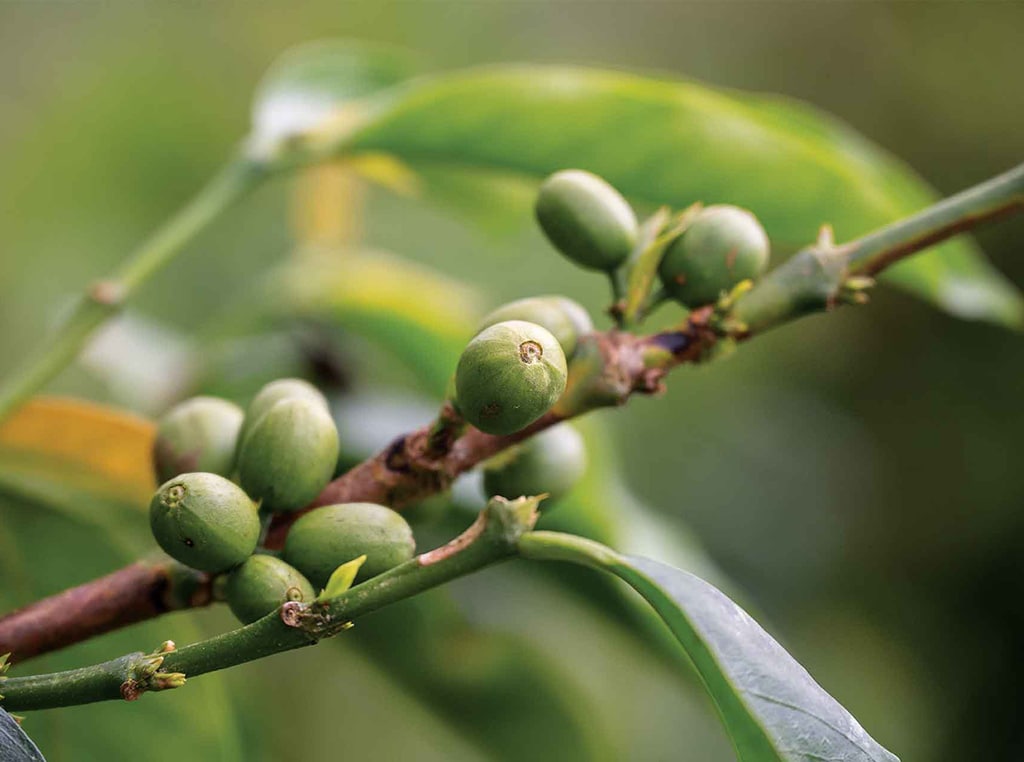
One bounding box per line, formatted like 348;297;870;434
249;40;420;162
0;708;44;762
520;532;899;762
320;64;1020;327
272;250;484;396
318;555;366;601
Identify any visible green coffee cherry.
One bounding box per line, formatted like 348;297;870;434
149;472;260;573
152;397;244;483
551;296;594;340
477;296;593;358
658;205;770;308
225;554;316;625
455;320;567;436
483;424;586;504
282;502;416;588
237;397;340;512
239;378;328;448
535;170;638;272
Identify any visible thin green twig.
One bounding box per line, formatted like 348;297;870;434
0;157;266;425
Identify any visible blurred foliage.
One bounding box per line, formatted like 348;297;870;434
1;3;1023;761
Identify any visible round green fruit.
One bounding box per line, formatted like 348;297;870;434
550;296;594;339
477;296;593;358
535;170;638;272
658;205;770;308
237;397;340;512
239;378;328;448
483;424;586;504
455;320;567;436
282;502;416;588
149;472;260;573
152;397;244;483
225;554;316;625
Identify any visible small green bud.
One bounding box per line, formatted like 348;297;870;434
477;296;593;358
149;473;260;573
225;554;316;625
658;205;770;308
455;320;567;436
239;378;328;448
152;397;244;483
237;397;340;512
535;170;638;272
282;503;416;588
483;424;586;504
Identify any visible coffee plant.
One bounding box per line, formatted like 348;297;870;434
0;40;1022;761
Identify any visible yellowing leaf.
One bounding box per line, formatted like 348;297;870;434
318;555;367;601
0;396;155;506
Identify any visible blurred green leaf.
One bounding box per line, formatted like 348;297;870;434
350;593;613;762
0;707;44;762
249;40;420;161
319;64;1020;327
526;533;899;762
274;250;484;396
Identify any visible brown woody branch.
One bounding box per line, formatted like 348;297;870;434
0;560;213;664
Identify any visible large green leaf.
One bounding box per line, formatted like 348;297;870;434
249;40;420;161
520;533;899;762
0;708;44;762
289;62;1019;326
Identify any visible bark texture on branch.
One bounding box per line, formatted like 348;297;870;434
0;560;212;663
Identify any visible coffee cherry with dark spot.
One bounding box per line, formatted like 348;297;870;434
237;397;340;513
225;554;316;625
149;472;260;573
658;205;770;309
477;296;593;358
152;397;244;483
535;170;638;272
282;502;416;588
455;320;567;436
483;424;586;504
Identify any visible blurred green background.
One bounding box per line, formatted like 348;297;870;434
1;2;1022;761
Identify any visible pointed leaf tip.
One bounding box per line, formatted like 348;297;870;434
318;555;367;601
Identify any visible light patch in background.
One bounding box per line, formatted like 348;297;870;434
80;313;194;415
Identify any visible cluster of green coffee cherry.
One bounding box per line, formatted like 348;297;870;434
536;169;770;310
148;169;767;625
149;380;416;625
453;168;770;437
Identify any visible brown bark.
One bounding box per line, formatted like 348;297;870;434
0;560;212;663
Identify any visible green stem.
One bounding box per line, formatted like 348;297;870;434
733;162;1024;334
0;496;540;711
0;157;266;424
845;162;1024;276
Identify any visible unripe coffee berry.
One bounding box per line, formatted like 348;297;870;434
483;424;586;504
152;396;244;483
455;320;567;436
477;296;593;358
239;378;328;449
535;170;638;272
658;205;770;308
225;554;316;625
237;397;340;513
282;502;416;588
149;472;260;573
